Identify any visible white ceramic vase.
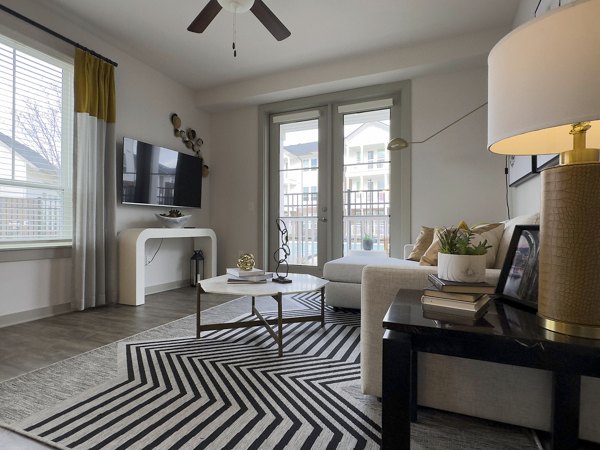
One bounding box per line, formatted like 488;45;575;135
437;253;486;283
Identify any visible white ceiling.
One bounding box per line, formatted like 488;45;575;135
42;0;521;91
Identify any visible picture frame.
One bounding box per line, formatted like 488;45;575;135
508;156;536;186
535;154;559;171
495;225;540;311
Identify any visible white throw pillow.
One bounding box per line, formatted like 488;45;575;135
470;223;504;268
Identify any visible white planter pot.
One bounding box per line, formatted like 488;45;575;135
437;253;486;283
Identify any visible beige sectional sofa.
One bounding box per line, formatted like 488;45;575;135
324;253;412;309
359;213;600;442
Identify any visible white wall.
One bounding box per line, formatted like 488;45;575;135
510;176;541;216
0;257;71;318
0;0;210;323
411;67;507;235
209;108;260;273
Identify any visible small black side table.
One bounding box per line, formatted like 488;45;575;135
382;289;600;450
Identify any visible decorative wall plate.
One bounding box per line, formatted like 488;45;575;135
170;113;206;169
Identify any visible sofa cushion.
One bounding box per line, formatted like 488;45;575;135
494;212;540;269
471;223;504;268
407;226;434;261
323;255;418;284
325;281;362;309
419;227;442;266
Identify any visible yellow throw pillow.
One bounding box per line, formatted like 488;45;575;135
457;220;470;230
407;226;435;261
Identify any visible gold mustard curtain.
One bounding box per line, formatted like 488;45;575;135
75;48;116;123
72;48;118;310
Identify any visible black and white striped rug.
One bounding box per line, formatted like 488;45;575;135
17;294;380;449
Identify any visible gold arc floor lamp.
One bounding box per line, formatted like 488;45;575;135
487;0;600;338
387;103;487;151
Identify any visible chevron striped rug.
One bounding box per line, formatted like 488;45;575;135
5;293;539;450
16;293;380;449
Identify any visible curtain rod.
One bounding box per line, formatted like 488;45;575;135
0;4;118;67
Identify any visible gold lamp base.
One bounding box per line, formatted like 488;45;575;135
538;162;600;339
538;316;600;340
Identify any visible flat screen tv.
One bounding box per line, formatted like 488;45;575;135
121;137;203;208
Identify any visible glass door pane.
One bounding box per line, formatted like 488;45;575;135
270;112;327;276
342;109;391;255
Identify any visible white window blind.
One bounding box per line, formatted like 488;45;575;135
337;98;393;114
0;34;74;248
272;109;321;124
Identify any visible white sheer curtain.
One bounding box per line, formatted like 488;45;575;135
72;49;117;310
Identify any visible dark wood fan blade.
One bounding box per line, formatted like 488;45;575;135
187;0;222;33
250;0;291;41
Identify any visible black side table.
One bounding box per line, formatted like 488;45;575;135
382;289;600;450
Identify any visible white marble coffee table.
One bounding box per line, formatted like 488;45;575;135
197;273;328;356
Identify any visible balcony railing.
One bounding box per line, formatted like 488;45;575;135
343;188;390;254
279;189;390;263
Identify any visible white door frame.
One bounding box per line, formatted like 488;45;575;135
257;81;412;272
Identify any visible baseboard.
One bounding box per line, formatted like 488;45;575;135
0;283;189;327
0;302;71;328
145;280;190;295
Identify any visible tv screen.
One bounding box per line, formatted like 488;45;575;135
121;137;202;208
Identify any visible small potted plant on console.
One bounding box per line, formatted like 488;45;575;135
155;209;191;228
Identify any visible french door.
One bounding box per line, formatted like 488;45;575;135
268;100;396;276
269;108;329;276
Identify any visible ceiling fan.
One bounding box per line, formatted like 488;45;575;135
187;0;291;41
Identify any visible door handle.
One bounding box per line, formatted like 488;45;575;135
320;217;328;222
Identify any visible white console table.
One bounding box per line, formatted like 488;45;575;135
118;227;217;306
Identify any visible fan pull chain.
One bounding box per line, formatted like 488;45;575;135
232;11;237;57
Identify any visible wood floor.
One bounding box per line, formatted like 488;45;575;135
0;287;231;382
0;287;235;449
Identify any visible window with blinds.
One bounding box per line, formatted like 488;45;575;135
0;34;74;248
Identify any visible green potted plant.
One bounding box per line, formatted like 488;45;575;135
362;233;374;251
437;227;491;282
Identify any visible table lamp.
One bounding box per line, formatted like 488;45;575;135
488;0;600;338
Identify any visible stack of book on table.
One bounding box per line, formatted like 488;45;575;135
421;274;495;319
226;267;273;284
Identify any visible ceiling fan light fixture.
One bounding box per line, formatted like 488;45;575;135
217;0;254;13
188;0;290;42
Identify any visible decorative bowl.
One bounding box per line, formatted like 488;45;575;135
155;214;191;228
